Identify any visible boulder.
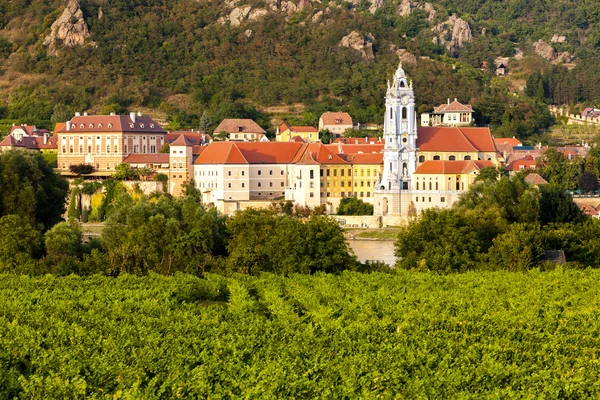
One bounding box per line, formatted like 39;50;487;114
431;14;471;53
368;0;384;13
396;48;417;65
312;10;324;23
229;5;252;26
339;31;375;61
248;8;268;21
551;34;567;43
397;0;415;17
450;18;472;50
43;0;91;54
533;39;556;61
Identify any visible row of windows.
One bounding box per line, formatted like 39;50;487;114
62;136;160;142
419;155;472;162
324;192;372;198
61;145;155;154
416;196;446;203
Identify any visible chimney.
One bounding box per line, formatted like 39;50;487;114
137;111;142;117
43;133;48;145
83;112;88;116
110;112;115;116
66;121;71;131
130;112;136;123
454;98;457;102
75;112;81;116
12;123;14;126
338;142;342;154
447;98;450;104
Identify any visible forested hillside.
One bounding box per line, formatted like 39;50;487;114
1;0;599;134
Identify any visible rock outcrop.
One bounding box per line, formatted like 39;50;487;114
397;0;436;21
432;15;472;53
551;34;567;43
229;5;252;26
396;48;417;65
339;31;375;61
43;0;91;54
533;39;556;60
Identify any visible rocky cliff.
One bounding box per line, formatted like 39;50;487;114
43;0;91;55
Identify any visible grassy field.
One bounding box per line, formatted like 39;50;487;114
2;269;600;398
345;227;400;240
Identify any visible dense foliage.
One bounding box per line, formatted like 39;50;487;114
336;196;374;215
396;173;589;272
3;270;600;397
1;0;588;138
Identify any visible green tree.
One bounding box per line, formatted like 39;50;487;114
0;214;41;271
44;221;83;262
337;197;374;215
578;171;599;192
487;223;546;271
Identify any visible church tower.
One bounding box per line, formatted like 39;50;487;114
374;62;418;218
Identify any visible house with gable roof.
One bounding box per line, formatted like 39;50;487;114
213;119;267;142
420;98;474;127
318;112;353;135
276;122;320;143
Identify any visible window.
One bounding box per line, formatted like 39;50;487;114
258;170;262;175
416;182;419;190
441;197;446;202
433;155;440;160
310;170;314;179
258;182;262;187
281;182;284;187
326;169;330;177
107;163;110;169
242;183;245;188
419;155;425;163
402;107;407;119
269;170;273;175
429;197;432;202
341;181;345;187
228;171;232;176
269;182;273;187
333;169;337;177
69;146;73;153
464;156;471;160
281;170;284;175
62;146;66;153
79;146;83;153
436;182;439;190
242;171;245;176
310;192;314;198
341;169;344;177
228;183;232;188
429;182;432;190
449;155;456;161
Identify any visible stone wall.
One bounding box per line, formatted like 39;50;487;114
332;215;381;229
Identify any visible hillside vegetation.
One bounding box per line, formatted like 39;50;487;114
3;270;600;398
1;0;599;136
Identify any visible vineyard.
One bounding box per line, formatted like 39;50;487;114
2;270;600;398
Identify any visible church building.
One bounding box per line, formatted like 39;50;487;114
374;63;501;217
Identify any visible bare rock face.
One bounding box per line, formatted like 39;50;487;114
229;5;252;26
312;10;324;23
432;14;471;53
514;48;524;60
396;48;417;65
43;0;91;54
551;34;567;43
339;31;375;61
533;39;557;61
248;8;268;22
368;0;384;13
451;18;472;50
397;0;415;17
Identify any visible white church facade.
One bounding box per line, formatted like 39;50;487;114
374;63;501;217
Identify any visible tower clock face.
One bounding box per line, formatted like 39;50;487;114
400;94;410;105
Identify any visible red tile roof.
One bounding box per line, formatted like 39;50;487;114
414;160;494;174
305;143;348;164
333;137;384;144
493;137;522;147
123;154;170;164
194;142;248;165
320;112;353;126
417;127;496;152
433;100;473;113
290;126;318;133
213;119;266;134
506;158;537;171
9;125;38;136
290;136;306;143
0;135;58;150
170;134;193;147
166;131;209;145
524;173;548;185
326;143;384;154
57;115;166;134
235;142;305;164
343;153;383;164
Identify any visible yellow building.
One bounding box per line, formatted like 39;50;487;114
276;122;319;142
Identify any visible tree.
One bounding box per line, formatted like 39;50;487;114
44;222;83;262
578;171;599;193
199;111;212;132
319;129;335;144
337;197;374;215
0;150;69;230
487;223;546;271
474;166;499;183
539;185;586;224
213;131;229;141
69;164;95;175
160;143;170;153
0;214;42;271
114;163;136;180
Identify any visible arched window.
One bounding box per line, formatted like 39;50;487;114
419;155;425;163
389;108;392;119
402;107;407;119
433;155;440;160
464;155;471;160
400;81;405;88
449;155;456;160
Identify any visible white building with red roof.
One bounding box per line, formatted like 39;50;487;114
318;112;354;135
421;98;474;127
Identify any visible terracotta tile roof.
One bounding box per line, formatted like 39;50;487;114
166;131;209;145
414;160;494;175
9;125;38;136
320;112;353;126
280;124;318;133
292;145;320;165
290;136;306;143
123;154;170;164
194;142;248;165
433;100;473;113
332;137;384;144
192;146;206;156
343;153;383;164
57;115;166;134
236;142;305;164
524;173;548;185
306;143;347;164
506;158;537;171
326;143;384;154
170;134;193;147
417;127;496;152
54;123;66;135
213;119;266;134
494;137;522;147
0;135;58;150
